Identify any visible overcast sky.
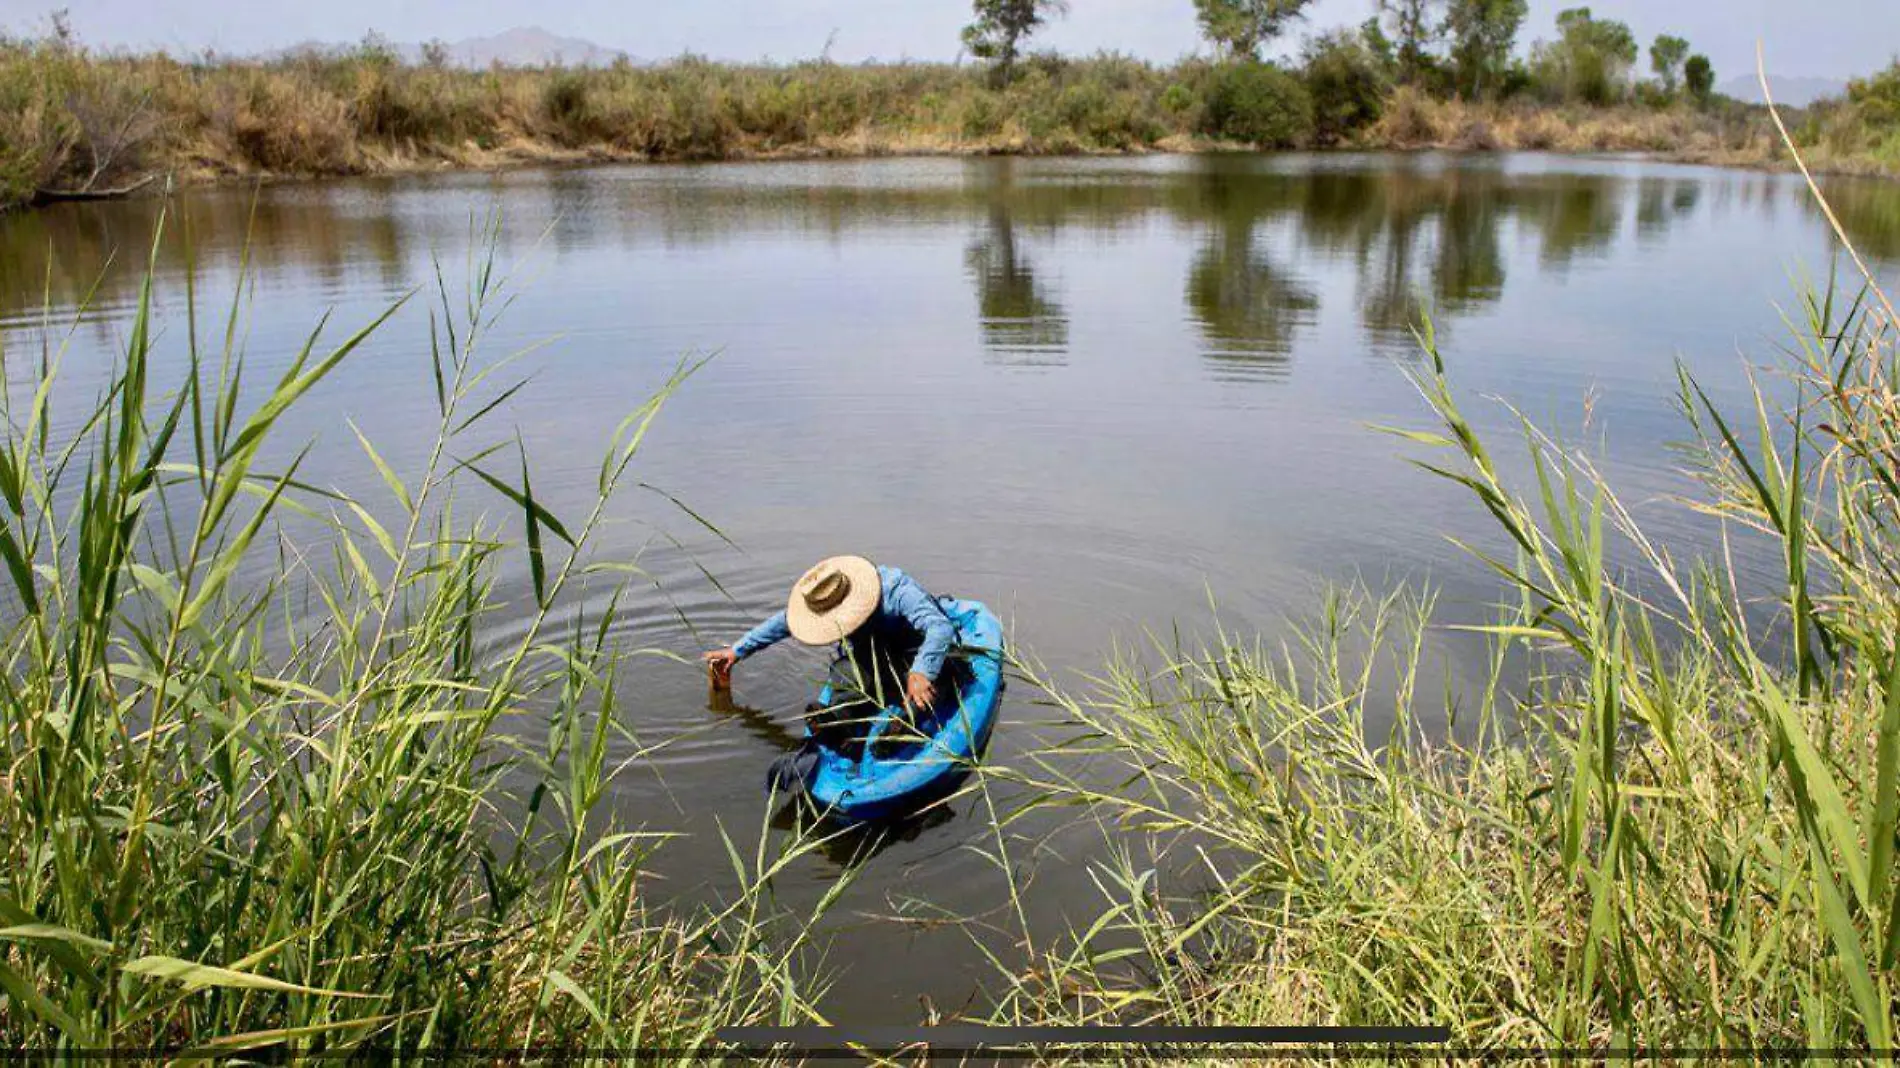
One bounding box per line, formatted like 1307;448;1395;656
1;0;1886;80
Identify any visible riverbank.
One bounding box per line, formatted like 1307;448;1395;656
6;37;1891;213
1370;87;1900;178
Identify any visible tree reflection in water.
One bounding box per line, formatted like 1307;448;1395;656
1185;237;1318;380
965;203;1069;369
1817;175;1900;263
1636;177;1703;241
0;154;1862;391
1173;161;1319;379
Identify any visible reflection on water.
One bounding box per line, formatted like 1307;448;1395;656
708;687;806;753
772;794;962;868
0;186;415;324
1818;175;1900;261
1636;177;1703;241
1186;235;1316;378
709;685;970;878
8;156;1896;370
1179;162;1316;377
4;151;1898;1023
966;204;1069;366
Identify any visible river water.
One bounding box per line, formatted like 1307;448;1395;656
3;152;1896;1020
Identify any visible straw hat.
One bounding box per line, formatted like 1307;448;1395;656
785;555;880;645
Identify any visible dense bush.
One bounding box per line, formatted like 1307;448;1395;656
0;43;70;204
350;65;497;146
197;67;359;173
1375;84;1441;145
1849;61;1900;131
1051;79;1165;148
1303;31;1389;145
1796;61;1900;165
1487;59;1535;101
0;38;169;200
1046;52;1169;149
539;68;603;146
1200;61;1313;148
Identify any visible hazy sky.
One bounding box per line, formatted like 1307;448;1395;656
1;0;1886;80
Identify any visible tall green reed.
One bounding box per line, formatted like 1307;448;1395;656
0;213;827;1052
989;184;1900;1049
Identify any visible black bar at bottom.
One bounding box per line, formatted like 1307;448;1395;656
717;1025;1448;1047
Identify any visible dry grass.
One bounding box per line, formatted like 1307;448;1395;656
0;41;1206;206
1359;84;1900;180
1366;86;1764;157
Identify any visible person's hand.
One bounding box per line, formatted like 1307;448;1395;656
905;672;936;713
704;648;738;687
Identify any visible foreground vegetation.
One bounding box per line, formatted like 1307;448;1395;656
0;220;834;1050
995;176;1900;1049
7;3;1897;215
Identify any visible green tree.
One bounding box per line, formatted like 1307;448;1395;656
1531;7;1638;105
1379;0;1442;85
1444;0;1528;99
962;0;1068;84
1193;0;1317;60
1684;53;1715;104
1649;33;1690;95
1846;60;1900;135
354;29;400;67
1360;15;1398;73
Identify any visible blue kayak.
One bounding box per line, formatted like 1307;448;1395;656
803;599;1005;824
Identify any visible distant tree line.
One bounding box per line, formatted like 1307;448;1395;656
964;0;1719;110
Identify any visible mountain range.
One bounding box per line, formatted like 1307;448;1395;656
424;27;628;68
279;26;632;68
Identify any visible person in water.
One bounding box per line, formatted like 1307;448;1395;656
703;555;958;748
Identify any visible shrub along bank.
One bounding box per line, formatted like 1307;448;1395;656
0;27;1832;214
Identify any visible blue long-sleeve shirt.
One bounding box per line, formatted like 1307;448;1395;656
733;565;956;680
